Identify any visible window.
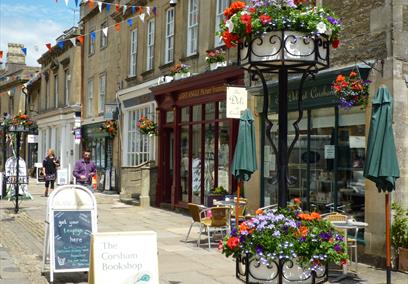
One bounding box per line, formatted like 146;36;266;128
215;0;229;47
88;29;95;55
187;0;199;56
146;19;155;71
87;78;93;117
129;29;138;77
98;73;106;114
54;74;58;108
45;78;50;110
64;69;70;105
100;22;108;49
124;103;155;166
165;8;175;64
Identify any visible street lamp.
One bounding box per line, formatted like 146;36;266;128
237;31;330;208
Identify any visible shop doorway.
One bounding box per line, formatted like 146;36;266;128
161;127;174;204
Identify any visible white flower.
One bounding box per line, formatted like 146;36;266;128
316;22;327;34
226;19;234;33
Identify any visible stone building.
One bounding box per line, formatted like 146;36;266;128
35;27;82;184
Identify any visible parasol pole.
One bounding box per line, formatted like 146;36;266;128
236;180;241;228
385;192;391;284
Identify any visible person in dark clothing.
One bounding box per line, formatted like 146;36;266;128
73;150;97;191
42;149;60;197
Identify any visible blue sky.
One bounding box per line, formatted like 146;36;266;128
0;0;80;66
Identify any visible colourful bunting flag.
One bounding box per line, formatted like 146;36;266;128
89;0;94;9
76;35;84;45
64;0;69;6
127;18;133;27
123;5;127;15
139;13;145;23
21;48;27;55
146;7;150;16
58;41;64;49
97;1;103;12
46;43;52;51
90;31;96;42
0;51;3;60
106;3;111;12
115;23;121;32
131;6;136;14
115;3;119;12
69;38;76;46
75;0;79;6
153;6;157;16
102;27;108;37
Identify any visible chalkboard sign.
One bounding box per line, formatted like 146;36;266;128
53;211;92;270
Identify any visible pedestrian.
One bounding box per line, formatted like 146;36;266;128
42;148;60;197
73;150;97;191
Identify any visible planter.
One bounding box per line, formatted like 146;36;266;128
205;194;224;207
210;61;227;71
174;72;191;80
239;31;329;70
236;254;328;284
398;247;408;272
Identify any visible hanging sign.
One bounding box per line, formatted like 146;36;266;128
324;145;335;159
226;87;248;118
42;185;97;283
88;231;159;284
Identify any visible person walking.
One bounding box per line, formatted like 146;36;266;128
73;150;97;191
42;149;60;197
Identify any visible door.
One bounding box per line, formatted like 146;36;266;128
162;127;174;204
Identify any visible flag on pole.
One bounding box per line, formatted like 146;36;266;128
57;41;64;49
21;48;27;55
102;27;108;37
115;22;121;31
46;43;52;51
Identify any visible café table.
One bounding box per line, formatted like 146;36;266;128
330;220;368;282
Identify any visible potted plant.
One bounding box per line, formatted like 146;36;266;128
137;115;157;136
219;200;348;283
206;49;227;71
100;120;117;138
169;63;191;80
391;203;408;272
206;186;228;207
331;71;371;109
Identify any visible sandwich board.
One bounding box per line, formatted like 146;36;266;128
42;185;97;283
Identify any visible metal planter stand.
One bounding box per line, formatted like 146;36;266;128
236;30;331;283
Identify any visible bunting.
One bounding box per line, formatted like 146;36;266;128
58;41;64;49
64;0;69;6
76;35;84;45
89;0;94;9
69;38;76;46
46;43;52;51
97;1;103;12
139;13;145;23
0;51;3;60
75;0;79;6
106;3;111;12
115;23;121;32
127;18;133;27
102;27;108;37
115;3;119;12
123;5;127;15
21;48;27;55
90;31;96;42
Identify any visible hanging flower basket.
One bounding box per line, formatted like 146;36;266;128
331;71;371;109
137;116;157;136
220;200;348;283
2;113;37;133
100;120;117;138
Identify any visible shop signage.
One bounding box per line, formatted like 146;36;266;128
179;86;226;100
226;87;248;118
57;169;68;185
27;134;38;143
324;145;335;159
88;231;159;284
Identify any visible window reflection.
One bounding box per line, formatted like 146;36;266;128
181;125;189;202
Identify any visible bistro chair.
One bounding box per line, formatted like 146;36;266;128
198;206;231;249
257;204;278;213
185;203;207;242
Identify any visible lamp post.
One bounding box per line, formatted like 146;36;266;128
237;31;330;208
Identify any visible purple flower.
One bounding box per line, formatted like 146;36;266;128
334;244;342;252
327;16;340;26
231;228;238;236
256;245;263;255
335;234;344;241
319;232;332;241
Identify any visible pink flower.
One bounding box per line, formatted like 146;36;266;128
260;14;272;25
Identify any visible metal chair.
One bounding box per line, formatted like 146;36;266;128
185;203;207;242
198;206;231;249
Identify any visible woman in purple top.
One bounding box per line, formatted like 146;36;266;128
73;150;97;189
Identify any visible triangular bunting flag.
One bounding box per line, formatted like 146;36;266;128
139;13;145;23
153;6;157;16
46;43;52;51
76;35;84;45
0;51;3;60
21;48;27;55
127;18;133;27
106;3;111;12
90;31;96;42
146;7;150;16
89;0;94;9
69;38;76;46
123;5;127;15
115;3;119;12
97;1;102;12
57;41;64;49
115;23;121;32
64;0;69;6
74;0;79;7
131;6;136;14
102;27;108;37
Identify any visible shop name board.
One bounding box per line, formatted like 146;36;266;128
179;86;226;100
273;85;333;105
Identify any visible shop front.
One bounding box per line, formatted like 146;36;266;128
151;66;244;208
255;65;371;223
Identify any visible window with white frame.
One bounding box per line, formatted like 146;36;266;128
88;29;95;55
129;29;138;77
187;0;199;56
165;8;174;64
98;73;106;114
100;21;108;49
87;78;93;117
215;0;229;47
54;74;58;108
64;69;70;105
124;104;155;166
146;19;155;71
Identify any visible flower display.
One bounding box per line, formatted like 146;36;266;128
219;200;348;271
206;49;226;65
100;120;117;138
2;113;37;132
169;63;190;76
137;115;157;136
218;0;341;48
331;71;371;109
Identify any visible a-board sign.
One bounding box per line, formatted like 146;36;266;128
53;210;92;270
88;231;159;284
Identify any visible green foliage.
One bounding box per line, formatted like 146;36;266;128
392;203;408;250
212;186;228;196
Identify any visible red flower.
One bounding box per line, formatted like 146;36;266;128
293;197;301;204
349;71;358;78
340;259;348;266
222;31;239;48
226;237;240;250
332;39;340;49
248;7;256;14
240;14;252;33
336;74;345;83
260;14;272;25
218;240;224;250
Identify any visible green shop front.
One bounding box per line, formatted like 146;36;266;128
254;66;371;223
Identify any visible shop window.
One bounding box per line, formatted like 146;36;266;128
191;122;202;204
187;0;199;56
181;107;189;122
180;125;189;202
166;110;174;123
193;105;202;121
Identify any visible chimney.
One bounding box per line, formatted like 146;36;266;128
6;43;26;72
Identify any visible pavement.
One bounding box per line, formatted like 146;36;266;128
0;180;407;284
